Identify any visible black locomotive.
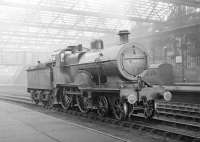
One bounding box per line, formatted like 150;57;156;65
27;30;172;120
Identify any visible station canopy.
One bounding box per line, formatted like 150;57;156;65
0;0;199;51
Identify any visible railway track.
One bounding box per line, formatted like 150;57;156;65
156;102;200;123
157;102;200;111
0;93;199;142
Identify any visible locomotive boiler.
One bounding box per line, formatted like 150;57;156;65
27;30;172;120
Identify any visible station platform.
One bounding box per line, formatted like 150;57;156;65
164;85;200;92
162;82;200;93
0;101;124;142
163;84;200;104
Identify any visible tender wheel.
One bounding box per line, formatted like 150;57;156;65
97;96;109;117
33;99;39;105
112;98;128;120
41;94;48;107
76;96;89;113
47;94;54;108
31;91;39;105
42;100;48;106
60;92;73;110
143;98;155;119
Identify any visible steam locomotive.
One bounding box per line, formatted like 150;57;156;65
27;30;172;120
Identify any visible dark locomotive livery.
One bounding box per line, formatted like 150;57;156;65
27;30;172;120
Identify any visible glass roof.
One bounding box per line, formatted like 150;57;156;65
0;0;198;51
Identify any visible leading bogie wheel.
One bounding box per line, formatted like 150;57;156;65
112;98;128;120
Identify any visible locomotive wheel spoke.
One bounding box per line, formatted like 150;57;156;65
60;94;72;110
97;96;109;117
76;96;88;113
60;88;72;110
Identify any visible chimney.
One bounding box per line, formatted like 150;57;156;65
118;30;130;44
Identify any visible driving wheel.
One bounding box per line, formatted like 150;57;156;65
97;96;109;117
76;96;89;113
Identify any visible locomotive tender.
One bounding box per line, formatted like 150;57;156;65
27;30;172;120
